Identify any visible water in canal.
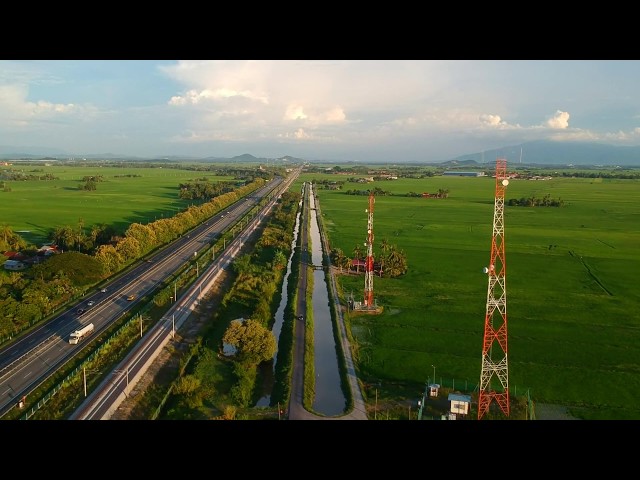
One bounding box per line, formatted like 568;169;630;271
256;184;345;415
309;185;345;416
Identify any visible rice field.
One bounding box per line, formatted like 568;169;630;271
304;172;640;419
0;163;234;245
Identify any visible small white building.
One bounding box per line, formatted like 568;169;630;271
4;259;27;271
448;393;472;416
428;383;440;397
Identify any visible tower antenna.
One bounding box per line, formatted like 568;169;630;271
478;157;510;419
364;191;375;307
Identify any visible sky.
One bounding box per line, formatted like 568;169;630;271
0;60;639;163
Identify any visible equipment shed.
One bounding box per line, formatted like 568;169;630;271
448;393;472;415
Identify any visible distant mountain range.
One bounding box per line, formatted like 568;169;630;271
1;140;639;166
450;140;640;167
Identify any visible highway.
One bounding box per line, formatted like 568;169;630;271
71;210;267;419
72;171;299;419
0;173;294;418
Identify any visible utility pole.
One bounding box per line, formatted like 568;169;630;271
375;389;378;420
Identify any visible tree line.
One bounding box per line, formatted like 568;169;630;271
507;193;564;207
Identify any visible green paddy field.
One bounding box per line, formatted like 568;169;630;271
0;163;233;245
305;172;640;420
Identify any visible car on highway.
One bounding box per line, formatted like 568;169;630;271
87;301;95;307
127;295;136;301
77;308;86;316
101;288;107;293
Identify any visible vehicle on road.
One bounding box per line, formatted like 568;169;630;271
87;301;95;307
77;308;86;316
101;288;107;293
69;323;94;344
127;295;136;301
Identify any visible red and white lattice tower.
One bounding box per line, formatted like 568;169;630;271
364;192;375;307
478;157;510;420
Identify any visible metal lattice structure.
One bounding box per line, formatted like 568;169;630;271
364;192;375;306
478;158;510;419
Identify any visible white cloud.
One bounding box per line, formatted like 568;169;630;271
169;87;269;106
284;105;307;121
0;83;90;130
292;128;311;140
480;114;508;127
546;110;570;129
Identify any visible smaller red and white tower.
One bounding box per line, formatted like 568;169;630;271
364;192;375;307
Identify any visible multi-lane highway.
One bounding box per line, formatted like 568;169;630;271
0;173;295;418
70;189;280;419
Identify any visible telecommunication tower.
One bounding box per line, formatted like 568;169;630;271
478;157;510;419
364;191;375;307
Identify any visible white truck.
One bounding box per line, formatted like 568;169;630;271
69;323;94;344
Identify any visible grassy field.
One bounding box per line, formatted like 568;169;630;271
302;172;640;419
0;164;233;245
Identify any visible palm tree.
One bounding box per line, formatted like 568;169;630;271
353;244;364;273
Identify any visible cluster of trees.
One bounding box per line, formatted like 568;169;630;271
330;237;408;278
406;188;450;198
507;193;564;207
0;224;28;252
179;179;236;200
344;187;392;196
0;169;59;181
80;174;105;191
50;221;117;253
557;170;640;179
